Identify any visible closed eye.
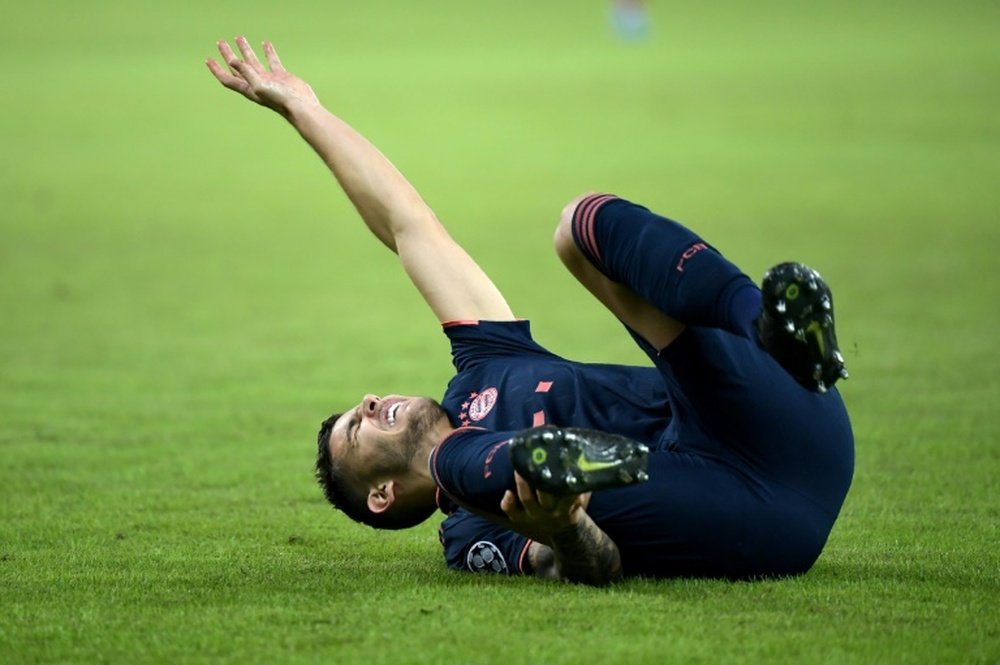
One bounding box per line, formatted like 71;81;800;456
349;410;361;448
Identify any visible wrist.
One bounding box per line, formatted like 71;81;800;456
281;96;325;125
550;512;587;541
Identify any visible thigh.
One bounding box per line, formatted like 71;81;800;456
588;452;834;578
655;327;855;513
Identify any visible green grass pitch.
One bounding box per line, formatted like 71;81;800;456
1;1;997;662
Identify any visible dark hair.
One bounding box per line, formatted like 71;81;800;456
314;411;434;530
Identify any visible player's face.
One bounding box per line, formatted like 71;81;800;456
326;394;447;484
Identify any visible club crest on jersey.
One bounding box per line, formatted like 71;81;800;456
467;387;498;422
466;540;508;574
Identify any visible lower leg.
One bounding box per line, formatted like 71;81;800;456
561;193;758;338
555;196;686;350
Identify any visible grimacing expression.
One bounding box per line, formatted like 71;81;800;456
326;394;446;483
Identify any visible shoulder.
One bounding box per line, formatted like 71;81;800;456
442;319;538;347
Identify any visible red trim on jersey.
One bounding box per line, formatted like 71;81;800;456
517;539;533;575
434;487;450;514
442;318;529;329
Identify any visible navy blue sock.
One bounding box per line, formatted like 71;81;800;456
572;194;758;337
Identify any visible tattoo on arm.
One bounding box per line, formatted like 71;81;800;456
529;514;622;586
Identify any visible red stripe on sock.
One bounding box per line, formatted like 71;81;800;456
575;195;601;259
578;194;616;263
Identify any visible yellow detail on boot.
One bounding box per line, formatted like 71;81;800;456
807;320;825;356
575;453;619;473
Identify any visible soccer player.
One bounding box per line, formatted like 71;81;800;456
207;38;853;585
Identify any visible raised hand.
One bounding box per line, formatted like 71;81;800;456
205;35;515;326
206;36;319;116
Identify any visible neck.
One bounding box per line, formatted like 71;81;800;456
407;419;457;499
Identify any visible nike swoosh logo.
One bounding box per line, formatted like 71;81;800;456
806;320;825;356
575;453;619;473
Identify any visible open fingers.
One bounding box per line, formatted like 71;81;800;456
235;35;265;72
216;40;240;73
205;57;249;94
262;41;285;72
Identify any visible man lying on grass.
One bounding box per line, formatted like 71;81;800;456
208;38;853;586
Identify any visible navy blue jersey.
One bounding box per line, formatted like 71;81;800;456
432;194;853;581
439;510;533;576
434;321;673;577
439;320;670;445
432;428;535;577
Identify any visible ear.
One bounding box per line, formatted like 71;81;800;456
367;481;397;514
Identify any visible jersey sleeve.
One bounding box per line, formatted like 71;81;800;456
430;428;517;518
439;509;533;576
442;320;556;372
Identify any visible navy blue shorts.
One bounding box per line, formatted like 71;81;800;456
571;195;854;577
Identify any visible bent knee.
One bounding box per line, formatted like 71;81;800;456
558;192;597;230
554;192;598;259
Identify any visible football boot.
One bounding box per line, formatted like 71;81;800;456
755;262;848;393
509;425;650;495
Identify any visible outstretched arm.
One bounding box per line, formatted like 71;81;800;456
206;37;514;323
501;473;622;586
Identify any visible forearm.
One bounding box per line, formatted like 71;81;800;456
210;39;513;323
529;515;623;586
284;100;437;253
